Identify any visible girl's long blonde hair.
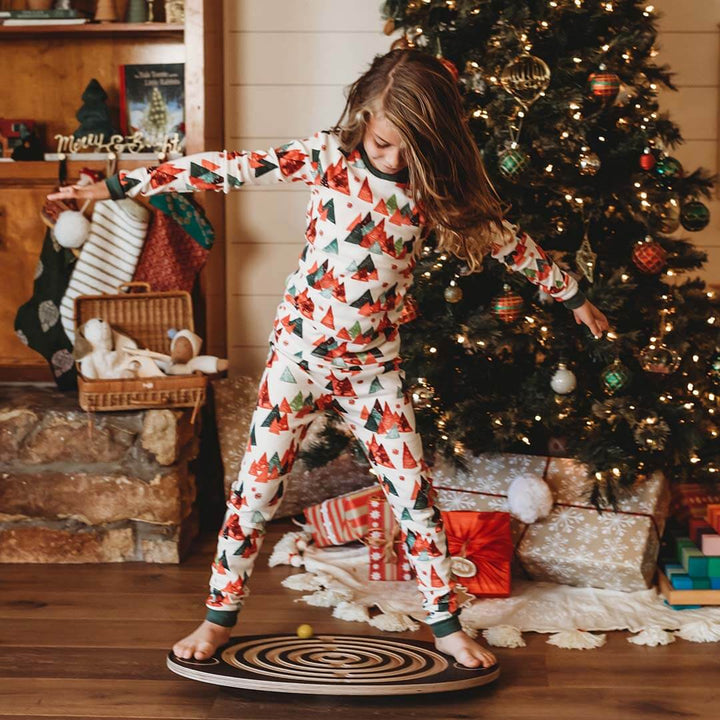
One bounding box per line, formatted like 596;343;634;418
334;48;509;272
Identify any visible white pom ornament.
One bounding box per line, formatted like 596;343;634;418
550;363;577;394
54;209;90;249
507;473;554;524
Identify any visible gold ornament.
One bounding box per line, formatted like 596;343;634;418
383;17;396;35
576;232;597;283
577;146;601;176
444;284;463;303
410;377;436;409
500;53;551;110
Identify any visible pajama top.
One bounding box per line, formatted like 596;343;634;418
107;131;586;368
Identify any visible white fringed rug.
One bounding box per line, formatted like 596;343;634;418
270;531;720;649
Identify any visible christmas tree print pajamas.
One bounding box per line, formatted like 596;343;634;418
107;130;585;637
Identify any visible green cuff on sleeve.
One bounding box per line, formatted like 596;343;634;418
205;608;238;628
428;614;462;638
105;174;126;200
562;289;587;310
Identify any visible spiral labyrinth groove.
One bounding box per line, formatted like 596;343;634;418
167;634;501;695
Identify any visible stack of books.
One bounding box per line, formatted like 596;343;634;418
0;8;88;26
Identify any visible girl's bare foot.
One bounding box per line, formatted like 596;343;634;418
435;630;496;669
172;620;233;660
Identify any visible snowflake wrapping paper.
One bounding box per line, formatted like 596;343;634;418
432;453;669;592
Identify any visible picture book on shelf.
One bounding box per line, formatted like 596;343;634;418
119;63;185;153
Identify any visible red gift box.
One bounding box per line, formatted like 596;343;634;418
441;510;513;598
708;504;720;534
366;494;414;581
303;485;378;547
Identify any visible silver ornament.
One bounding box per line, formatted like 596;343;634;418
550;363;577;394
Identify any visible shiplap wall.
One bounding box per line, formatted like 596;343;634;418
222;0;720;376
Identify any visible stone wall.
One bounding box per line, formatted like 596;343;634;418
0;386;201;563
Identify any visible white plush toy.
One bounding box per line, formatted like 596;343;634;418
507;473;554;524
73;318;164;379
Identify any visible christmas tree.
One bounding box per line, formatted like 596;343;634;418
301;0;719;503
142;86;170;148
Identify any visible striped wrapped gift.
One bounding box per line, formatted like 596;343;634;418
304;485;378;547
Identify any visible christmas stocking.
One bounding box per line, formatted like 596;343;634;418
133;194;215;292
14;227;78;390
59;198;150;343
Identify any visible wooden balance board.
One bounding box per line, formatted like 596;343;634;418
166;633;500;695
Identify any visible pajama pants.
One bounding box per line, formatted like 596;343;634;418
204;329;462;638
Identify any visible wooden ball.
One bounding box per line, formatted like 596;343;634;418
296;624;314;639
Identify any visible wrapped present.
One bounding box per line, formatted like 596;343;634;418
707;504;720;533
441;510;513;598
366;494;414;581
432;452;669;591
303;485;378;547
670;483;720;523
433;452;550;542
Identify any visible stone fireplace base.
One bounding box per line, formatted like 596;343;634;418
0;386;201;563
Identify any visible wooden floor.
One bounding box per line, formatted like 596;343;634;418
1;519;718;720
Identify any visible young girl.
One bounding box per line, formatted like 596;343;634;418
49;49;608;669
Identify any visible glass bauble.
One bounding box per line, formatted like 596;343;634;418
639;342;681;374
655;156;683;180
601;359;632;394
680;200;710;232
444;284;463;303
550;363;577;394
632;240;667;274
492;284;523;323
588;72;620;100
500;53;551;107
498;148;529;181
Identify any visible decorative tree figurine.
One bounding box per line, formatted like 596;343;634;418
142;85;169;147
126;0;147;22
302;1;719;502
73;78;117;140
94;0;117;21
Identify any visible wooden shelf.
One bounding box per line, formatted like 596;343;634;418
0;22;183;38
0;159;160;187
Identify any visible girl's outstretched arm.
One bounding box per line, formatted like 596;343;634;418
48;132;329;203
490;219;610;338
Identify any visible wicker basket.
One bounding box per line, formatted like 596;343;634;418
75;282;207;417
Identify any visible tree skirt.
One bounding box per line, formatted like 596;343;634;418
270;531;720;649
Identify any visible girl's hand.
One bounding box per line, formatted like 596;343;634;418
47;181;111;203
572;300;610;339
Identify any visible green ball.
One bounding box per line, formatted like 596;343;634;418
601;359;632;395
680;200;710;232
655;156;683;180
498;149;529;180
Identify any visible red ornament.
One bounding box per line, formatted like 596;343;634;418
492;284;523;322
639;151;656;171
632;241;667;274
438;56;459;82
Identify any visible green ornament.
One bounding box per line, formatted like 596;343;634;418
654;156;683;180
601;358;632;395
680;200;710;232
498;148;529;181
709;350;720;383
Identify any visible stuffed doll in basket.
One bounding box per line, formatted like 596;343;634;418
73;318;227;379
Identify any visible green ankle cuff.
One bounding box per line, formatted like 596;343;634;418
205;608;238;628
429;614;462;638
